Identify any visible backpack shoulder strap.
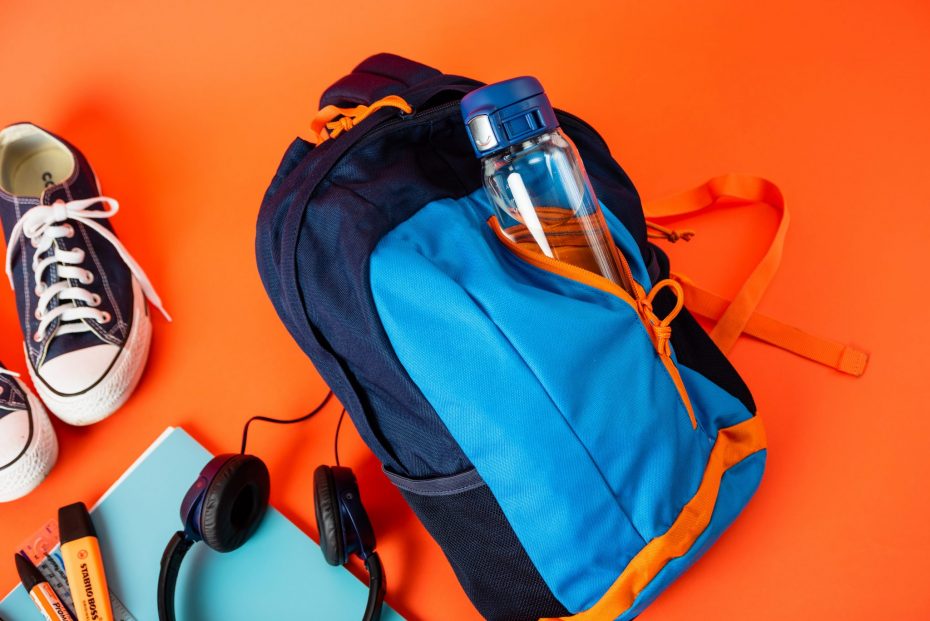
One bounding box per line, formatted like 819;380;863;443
676;276;868;376
644;174;868;376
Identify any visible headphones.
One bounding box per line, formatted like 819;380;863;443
157;392;385;621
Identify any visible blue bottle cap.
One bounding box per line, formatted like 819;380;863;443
460;76;559;158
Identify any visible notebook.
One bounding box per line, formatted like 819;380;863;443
0;427;404;621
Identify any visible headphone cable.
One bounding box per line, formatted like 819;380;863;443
240;390;335;454
333;408;347;466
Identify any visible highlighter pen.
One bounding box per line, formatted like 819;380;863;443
15;552;75;621
59;502;114;621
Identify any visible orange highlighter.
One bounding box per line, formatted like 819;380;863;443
14;552;75;621
59;502;114;621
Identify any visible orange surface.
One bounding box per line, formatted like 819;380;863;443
0;2;927;619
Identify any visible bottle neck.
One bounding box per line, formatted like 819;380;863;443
481;129;564;163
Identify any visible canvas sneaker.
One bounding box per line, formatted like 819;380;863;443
0;123;169;425
0;363;57;501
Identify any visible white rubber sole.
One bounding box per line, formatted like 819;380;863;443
0;382;58;502
29;279;153;426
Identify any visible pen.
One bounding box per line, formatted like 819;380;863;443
14;552;75;621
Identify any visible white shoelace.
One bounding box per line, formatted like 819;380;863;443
4;196;170;343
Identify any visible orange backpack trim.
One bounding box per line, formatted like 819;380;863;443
542;415;767;621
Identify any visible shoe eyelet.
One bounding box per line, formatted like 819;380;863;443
81;272;95;285
33;333;43;343
91;294;102;306
65;224;75;238
99;311;111;324
30;238;39;248
34;309;43;320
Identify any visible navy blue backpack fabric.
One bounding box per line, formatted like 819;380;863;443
255;54;761;621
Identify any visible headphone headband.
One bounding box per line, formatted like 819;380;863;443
363;553;386;621
157;532;193;621
157;457;384;621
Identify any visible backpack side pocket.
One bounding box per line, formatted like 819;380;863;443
386;468;570;621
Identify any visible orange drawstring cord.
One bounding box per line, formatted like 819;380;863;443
638;279;685;357
646;221;695;243
308;95;412;144
638;278;697;429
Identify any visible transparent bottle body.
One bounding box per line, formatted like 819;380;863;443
482;129;634;293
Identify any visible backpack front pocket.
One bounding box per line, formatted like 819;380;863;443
369;191;730;612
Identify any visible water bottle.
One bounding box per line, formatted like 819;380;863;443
461;77;634;294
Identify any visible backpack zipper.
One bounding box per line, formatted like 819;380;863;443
350;101;605;152
352;100;462;147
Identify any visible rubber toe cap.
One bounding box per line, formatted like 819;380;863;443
37;343;120;395
0;409;30;466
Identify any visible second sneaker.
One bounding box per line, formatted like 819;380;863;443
0;123;169;425
0;363;57;501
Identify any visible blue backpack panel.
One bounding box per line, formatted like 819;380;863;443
256;54;767;620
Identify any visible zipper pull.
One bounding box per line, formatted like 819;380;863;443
640;279;698;429
639;279;685;341
646;221;695;243
308;95;413;144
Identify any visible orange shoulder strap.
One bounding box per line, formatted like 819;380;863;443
674;275;868;376
643;174;868;376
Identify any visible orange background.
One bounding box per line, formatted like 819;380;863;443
1;1;928;619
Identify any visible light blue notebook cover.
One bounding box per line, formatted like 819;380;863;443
0;427;404;621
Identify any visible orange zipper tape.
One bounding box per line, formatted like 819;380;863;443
489;216;697;429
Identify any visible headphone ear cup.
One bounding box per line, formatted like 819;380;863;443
313;465;345;566
201;454;270;552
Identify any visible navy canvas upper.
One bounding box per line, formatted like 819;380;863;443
0;367;27;416
0;132;135;368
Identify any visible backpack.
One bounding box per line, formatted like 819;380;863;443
255;53;867;621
